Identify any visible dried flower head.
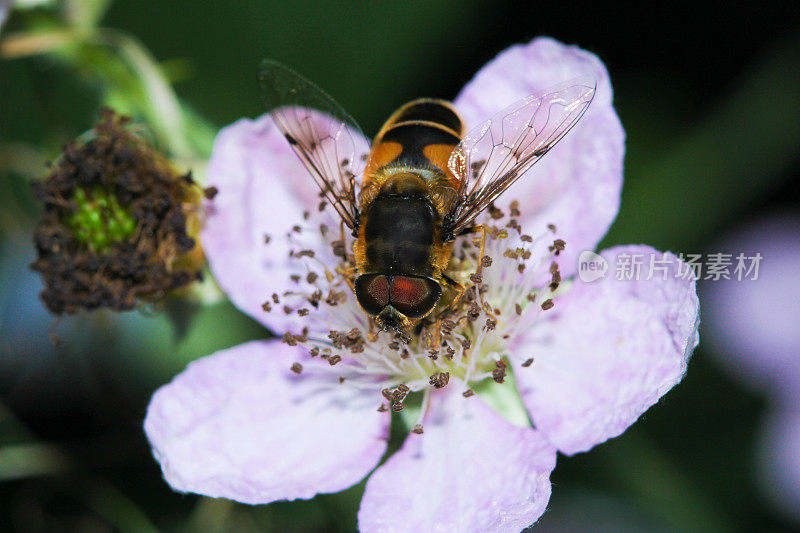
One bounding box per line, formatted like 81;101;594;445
30;109;210;314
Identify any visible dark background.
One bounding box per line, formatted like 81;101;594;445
1;1;799;531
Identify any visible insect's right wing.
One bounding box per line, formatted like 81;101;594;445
259;59;370;230
446;76;596;236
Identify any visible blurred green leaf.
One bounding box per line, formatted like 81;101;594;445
606;33;800;251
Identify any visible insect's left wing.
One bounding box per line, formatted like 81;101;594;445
446;76;596;236
259;59;370;230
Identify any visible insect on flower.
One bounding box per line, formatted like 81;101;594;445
147;38;700;531
259;60;595;331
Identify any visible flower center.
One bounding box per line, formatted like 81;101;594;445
267;200;566;418
66;186;138;253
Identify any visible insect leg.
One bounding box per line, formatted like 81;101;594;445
440;273;466;310
339;264;357;293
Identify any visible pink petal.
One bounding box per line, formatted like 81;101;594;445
455;37;624;278
144;340;389;504
201;114;368;334
358;387;556;532
514;245;699;455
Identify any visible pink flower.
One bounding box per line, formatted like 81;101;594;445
703;212;800;521
144;37;700;531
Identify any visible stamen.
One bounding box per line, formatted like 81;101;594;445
273;197;569;408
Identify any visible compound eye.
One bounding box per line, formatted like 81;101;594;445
390;276;442;318
355;274;390;315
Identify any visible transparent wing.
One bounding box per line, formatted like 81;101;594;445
446;76;596;235
259;59;370;229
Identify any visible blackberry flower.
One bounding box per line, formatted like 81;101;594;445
145;38;699;531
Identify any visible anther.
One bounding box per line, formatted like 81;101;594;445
290;362;303;374
429;371;450;389
549;239;566;255
492;359;507;383
411;424;424;434
391;387;408;404
541;299;554;311
203;186;219;200
331;240;346;258
522;358;534;367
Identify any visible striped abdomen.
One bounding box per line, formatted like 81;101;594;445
363;99;464;187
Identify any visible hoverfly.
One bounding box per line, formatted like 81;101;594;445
260;60;595;330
